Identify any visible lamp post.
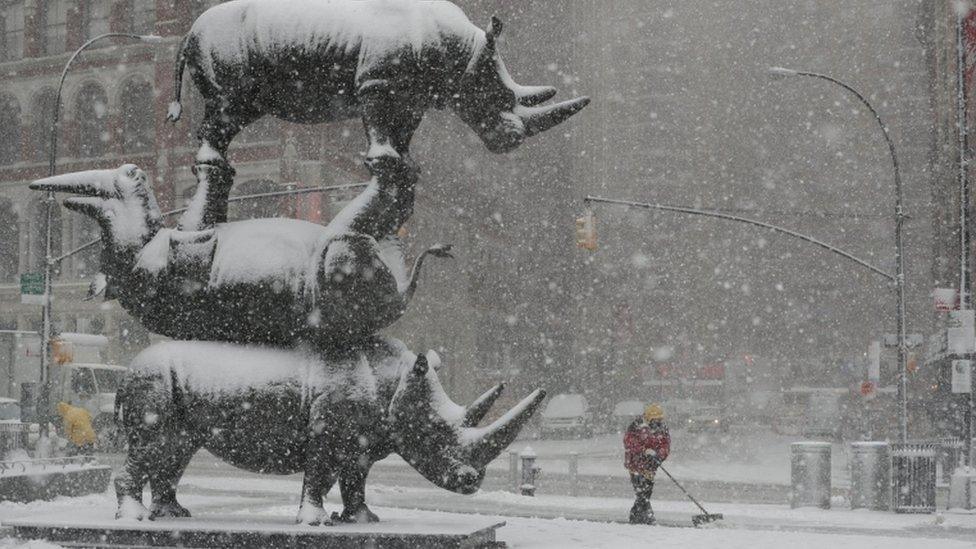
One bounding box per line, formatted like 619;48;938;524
37;32;162;438
768;66;909;443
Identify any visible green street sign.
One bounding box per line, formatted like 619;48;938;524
20;273;46;305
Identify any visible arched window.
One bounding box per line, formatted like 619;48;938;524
71;214;100;281
29;197;61;274
30;88;56;162
76;83;109;157
81;0;110;43
236;116;278;144
119;79;153;153
0;199;18;282
1;1;25;62
231;179;281;220
0;95;20;165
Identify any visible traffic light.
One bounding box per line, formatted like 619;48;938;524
576;210;597;251
51;337;73;365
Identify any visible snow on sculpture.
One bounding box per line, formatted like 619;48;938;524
112;337;545;523
30;165;452;346
167;0;590;231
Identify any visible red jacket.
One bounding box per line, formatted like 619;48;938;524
624;419;670;473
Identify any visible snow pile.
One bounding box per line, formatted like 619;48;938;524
130;341;376;401
189;0;483;82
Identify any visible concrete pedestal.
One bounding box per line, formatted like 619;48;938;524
3;509;506;549
948;466;976;511
0;460;110;502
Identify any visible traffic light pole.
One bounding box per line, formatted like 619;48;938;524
582;196;896;282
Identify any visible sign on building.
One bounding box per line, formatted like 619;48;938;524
933;288;959;312
948;310;976;354
19;273;46;305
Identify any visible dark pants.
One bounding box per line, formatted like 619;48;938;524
629;473;655;524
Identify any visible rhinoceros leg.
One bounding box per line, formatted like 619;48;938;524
296;396;342;526
149;440;199;519
333;465;380;523
178;100;258;231
114;450;151;520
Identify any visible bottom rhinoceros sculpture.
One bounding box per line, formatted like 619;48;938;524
113;337;544;524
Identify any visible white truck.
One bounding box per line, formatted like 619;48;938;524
2;332;126;447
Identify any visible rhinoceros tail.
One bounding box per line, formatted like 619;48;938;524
167;34;190;123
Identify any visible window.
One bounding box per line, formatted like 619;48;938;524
41;0;68;56
29;196;61;273
231;179;281;220
76;83;109;157
80;0;110;43
119;79;153;153
1;2;24;62
70;368;96;395
30;88;56;162
0;95;20;164
0;198;18;282
92;369;121;392
119;0;155;35
72;213;100;280
236;116;278;144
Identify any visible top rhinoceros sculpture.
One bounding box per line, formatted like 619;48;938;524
168;0;589;231
32;165;450;347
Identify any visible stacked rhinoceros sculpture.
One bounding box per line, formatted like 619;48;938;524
31;0;587;525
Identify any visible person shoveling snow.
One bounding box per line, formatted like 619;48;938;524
623;403;670;525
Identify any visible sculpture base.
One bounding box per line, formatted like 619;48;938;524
4;509;506;549
0;464;111;502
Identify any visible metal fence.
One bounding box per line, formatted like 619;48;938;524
0;423;28;459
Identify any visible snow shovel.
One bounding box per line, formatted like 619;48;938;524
654;461;723;526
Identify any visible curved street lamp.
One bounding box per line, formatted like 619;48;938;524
768;66;910;443
37;32;162;437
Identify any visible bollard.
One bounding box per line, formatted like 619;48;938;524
509;450;519;493
891;442;937;514
790;441;831;509
520;446;539;496
937;438;965;486
948;466;976;510
569;452;579;497
849;442;890;510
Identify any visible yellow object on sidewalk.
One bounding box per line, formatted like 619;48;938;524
56;402;96;447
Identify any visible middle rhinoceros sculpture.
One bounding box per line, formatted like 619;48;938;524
31;165;450;347
114;336;545;524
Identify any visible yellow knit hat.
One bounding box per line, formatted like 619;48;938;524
643;403;664;421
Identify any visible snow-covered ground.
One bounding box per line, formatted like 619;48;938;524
0;486;973;549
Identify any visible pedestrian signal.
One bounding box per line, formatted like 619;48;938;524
576;211;597;251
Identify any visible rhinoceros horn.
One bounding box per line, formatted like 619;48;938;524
390;353;546;493
518;97;592;137
462;383;505;427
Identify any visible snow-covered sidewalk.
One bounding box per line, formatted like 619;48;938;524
1;489;974;549
175;474;976;541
